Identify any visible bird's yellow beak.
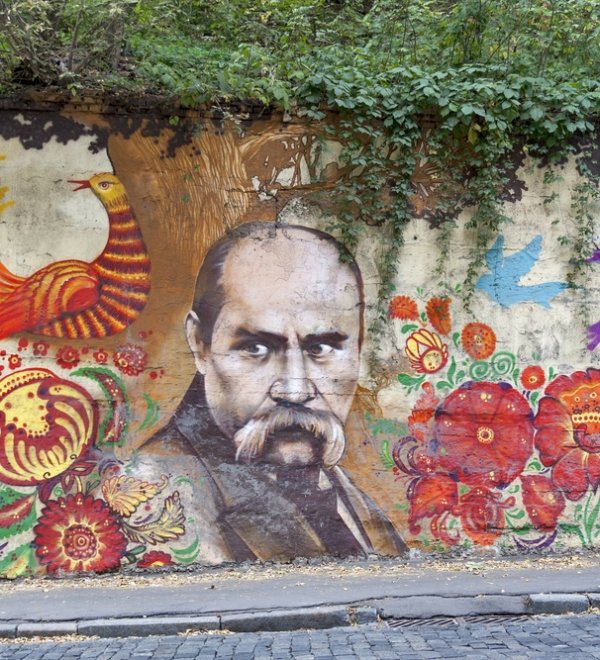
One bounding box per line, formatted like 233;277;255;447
68;179;91;191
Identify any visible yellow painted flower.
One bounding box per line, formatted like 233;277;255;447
0;369;97;486
405;329;449;374
102;474;168;517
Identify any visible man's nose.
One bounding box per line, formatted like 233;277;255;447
269;348;317;405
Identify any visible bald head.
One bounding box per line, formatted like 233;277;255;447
190;222;364;347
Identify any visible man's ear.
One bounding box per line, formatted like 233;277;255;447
185;311;209;375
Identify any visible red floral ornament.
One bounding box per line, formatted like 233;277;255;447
534;368;600;501
32;341;49;357
93;349;109;364
137;551;173;569
113;344;148;377
388;295;419;321
434;381;534;489
521;365;546;391
407;474;459;545
7;354;21;370
458;486;514;546
521;474;565;531
461;323;496;360
33;493;127;574
425;297;451;335
408;382;440;442
56;346;80;370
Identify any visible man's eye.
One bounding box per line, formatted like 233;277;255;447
306;343;335;357
240;343;269;357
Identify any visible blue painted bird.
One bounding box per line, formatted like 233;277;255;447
475;234;568;308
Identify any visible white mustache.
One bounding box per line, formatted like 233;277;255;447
233;406;346;467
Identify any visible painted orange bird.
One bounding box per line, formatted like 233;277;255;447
0;173;151;340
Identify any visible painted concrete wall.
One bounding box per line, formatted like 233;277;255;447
0;102;598;577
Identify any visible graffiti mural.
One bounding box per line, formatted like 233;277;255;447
0;104;599;578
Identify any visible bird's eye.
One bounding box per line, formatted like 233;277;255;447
98;181;110;190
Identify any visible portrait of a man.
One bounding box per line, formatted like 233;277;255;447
140;221;406;563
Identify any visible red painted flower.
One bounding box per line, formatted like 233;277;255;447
32;341;49;357
137;551;173;569
461;323;496;360
425;297;451;335
388;295;419;321
7;354;21;370
521;366;546;391
521;474;565;531
93;349;109;364
56;346;80;370
534;368;600;501
408;382;440;442
434;381;534;489
113;344;148;377
407;474;459;545
458;486;514;546
33;493;127;574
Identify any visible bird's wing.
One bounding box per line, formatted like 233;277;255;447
506;234;543;280
0;260;100;339
0;261;25;300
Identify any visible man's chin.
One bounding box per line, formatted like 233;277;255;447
260;430;323;467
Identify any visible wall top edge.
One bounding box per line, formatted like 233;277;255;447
0;87;438;124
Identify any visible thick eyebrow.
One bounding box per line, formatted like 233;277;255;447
301;332;349;348
230;327;287;349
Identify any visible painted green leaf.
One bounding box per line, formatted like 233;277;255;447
171;536;201;564
558;523;586;547
380;439;395;470
526;459;542;471
367;415;407;437
0;543;36;579
398;373;425;388
401;323;419;333
452;332;460;349
505;508;525;520
139;393;161;431
0;489;37;540
446;356;456;382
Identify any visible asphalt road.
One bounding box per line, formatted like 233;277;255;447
1;613;599;659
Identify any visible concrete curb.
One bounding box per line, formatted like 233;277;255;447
1;593;597;638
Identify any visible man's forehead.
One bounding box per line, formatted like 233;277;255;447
220;230;360;301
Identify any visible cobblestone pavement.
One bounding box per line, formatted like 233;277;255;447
1;613;599;659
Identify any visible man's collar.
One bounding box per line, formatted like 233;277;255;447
173;373;238;463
